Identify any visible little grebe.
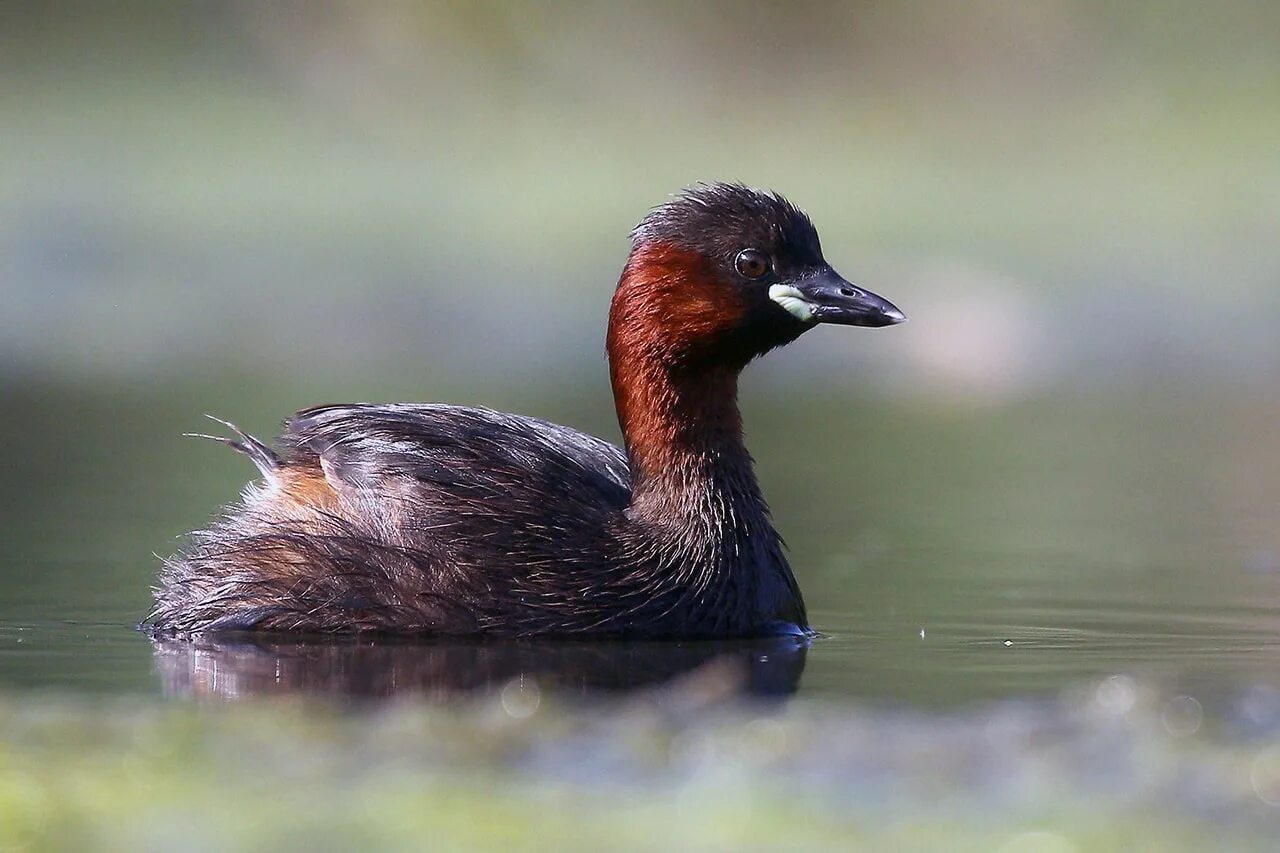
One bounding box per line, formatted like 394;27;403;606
149;183;905;637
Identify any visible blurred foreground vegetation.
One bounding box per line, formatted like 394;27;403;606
3;679;1280;852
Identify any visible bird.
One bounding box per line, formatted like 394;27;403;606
148;182;905;638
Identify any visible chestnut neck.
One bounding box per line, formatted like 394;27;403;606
606;243;759;519
602;240;807;633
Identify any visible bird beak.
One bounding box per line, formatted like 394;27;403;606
769;267;906;328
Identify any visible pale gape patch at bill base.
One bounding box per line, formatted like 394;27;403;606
768;284;818;323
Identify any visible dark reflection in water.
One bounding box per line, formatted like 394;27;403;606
150;634;808;701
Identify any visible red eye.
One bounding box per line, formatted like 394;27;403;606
735;249;771;280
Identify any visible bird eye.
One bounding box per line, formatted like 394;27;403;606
735;249;771;280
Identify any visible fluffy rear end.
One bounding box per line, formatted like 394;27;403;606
149;418;476;634
149;496;477;634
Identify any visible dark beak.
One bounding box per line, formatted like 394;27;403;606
775;267;906;328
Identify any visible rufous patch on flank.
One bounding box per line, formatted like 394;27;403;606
278;464;340;512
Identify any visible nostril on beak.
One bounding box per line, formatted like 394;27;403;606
839;286;856;297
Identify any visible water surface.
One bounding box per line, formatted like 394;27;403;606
3;381;1277;713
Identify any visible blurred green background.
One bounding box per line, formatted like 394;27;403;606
3;0;1278;392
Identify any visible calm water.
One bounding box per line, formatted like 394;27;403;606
2;380;1279;712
